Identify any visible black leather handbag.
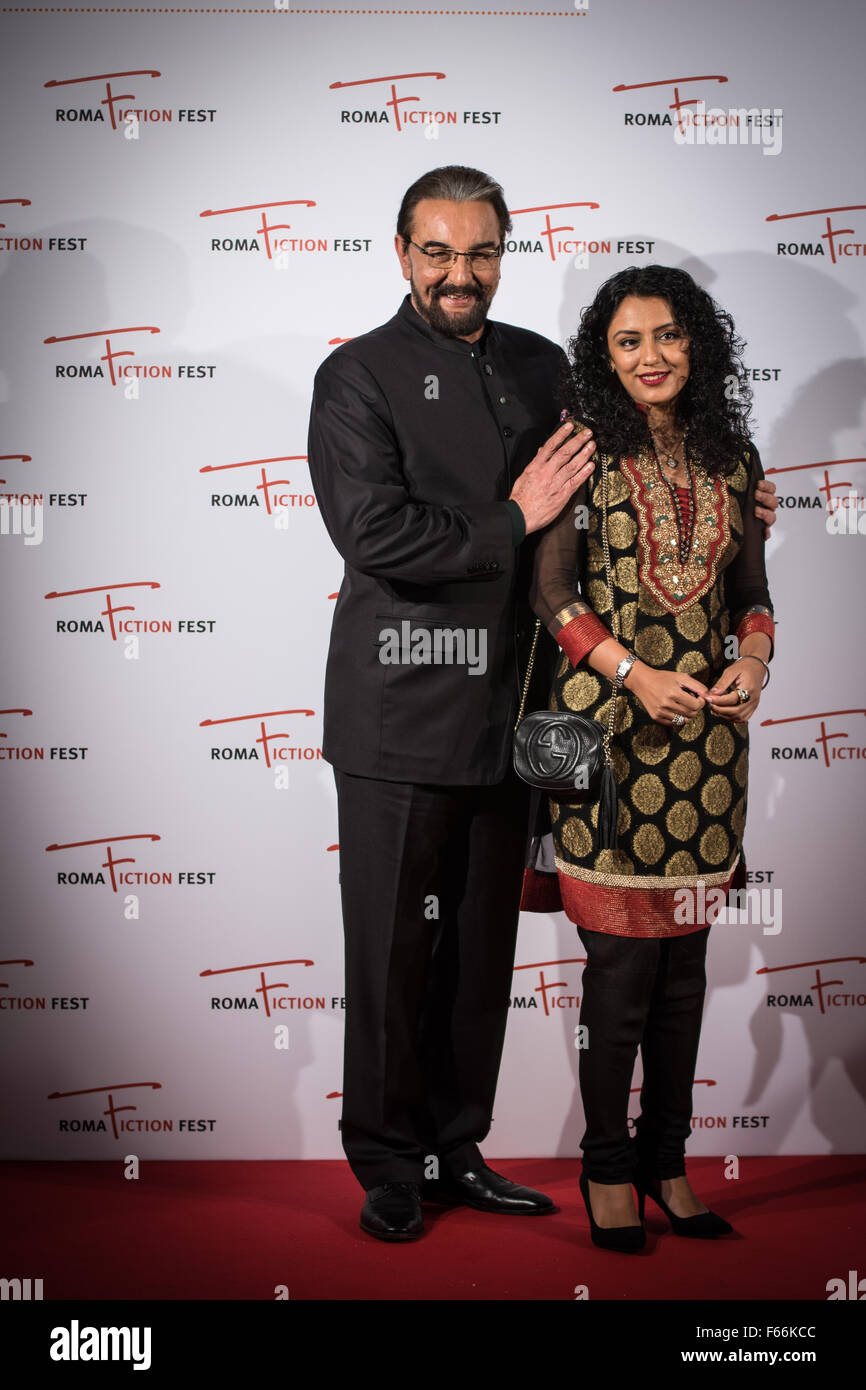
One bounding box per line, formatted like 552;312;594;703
513;456;620;848
512;652;605;796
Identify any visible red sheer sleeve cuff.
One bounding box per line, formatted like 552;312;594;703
736;611;775;657
557;612;611;667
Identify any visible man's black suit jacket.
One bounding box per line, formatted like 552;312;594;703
307;295;566;785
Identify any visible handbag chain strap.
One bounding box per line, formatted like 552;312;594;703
515;620;541;730
515;456;620;763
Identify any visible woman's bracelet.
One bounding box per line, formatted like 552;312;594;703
740;653;771;688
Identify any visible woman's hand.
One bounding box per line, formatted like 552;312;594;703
626;664;708;726
704;661;762;722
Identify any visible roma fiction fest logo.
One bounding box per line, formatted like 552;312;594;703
505;202;601;265
503;203;657;270
0;705;87;766
0;958;89;1013
43;325;215;387
1;453;88;547
199;453;317;523
45;832;216;892
201;959;344;1016
1;452;87;515
200;199;372;261
767;205;866;261
44;69;216;133
0;197;87;254
613;74;782;152
765;456;866;518
510;957;584;1014
329;71;500;134
626;1078;770;1133
760;708;866;767
199;708;322;778
47;1081;216;1138
45;581;216;649
757;956;866;1014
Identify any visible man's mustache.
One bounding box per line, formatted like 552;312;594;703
432;283;484;302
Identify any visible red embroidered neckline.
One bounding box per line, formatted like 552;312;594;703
619;454;731;612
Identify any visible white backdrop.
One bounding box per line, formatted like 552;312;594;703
1;0;865;1160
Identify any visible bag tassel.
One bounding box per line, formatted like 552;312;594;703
596;760;619;850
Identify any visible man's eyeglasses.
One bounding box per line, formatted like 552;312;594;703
407;241;503;272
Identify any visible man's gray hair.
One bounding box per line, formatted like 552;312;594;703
397;166;512;244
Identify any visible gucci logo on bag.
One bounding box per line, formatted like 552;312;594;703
525;719;583;777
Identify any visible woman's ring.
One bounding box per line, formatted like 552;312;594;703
736;686;750;705
672;713;686;728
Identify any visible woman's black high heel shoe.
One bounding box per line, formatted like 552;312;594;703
579;1173;646;1253
636;1178;733;1238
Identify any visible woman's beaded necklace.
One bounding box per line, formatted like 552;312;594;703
651;432;695;566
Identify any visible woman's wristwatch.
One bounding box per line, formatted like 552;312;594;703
615;652;638;688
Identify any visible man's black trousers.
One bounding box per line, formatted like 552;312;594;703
334;768;530;1190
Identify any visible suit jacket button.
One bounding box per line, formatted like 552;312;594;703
503;426;514;438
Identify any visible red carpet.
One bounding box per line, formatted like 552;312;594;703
2;1156;863;1301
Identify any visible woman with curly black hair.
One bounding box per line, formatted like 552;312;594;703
525;266;775;1252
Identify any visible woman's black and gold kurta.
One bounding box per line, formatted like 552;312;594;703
526;443;774;938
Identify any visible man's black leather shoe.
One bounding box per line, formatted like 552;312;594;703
360;1182;424;1241
430;1165;557;1215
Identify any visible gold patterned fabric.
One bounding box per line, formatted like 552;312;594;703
529;443;774;938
